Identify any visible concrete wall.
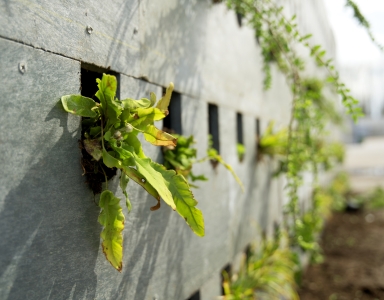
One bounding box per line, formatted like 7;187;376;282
0;1;335;299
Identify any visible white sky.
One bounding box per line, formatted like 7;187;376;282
323;0;384;66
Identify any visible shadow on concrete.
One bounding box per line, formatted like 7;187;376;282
0;104;99;300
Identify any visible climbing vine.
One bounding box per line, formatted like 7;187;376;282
224;0;365;244
346;0;383;51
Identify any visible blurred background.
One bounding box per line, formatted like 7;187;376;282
324;0;384;192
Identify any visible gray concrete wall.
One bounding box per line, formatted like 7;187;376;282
0;1;335;299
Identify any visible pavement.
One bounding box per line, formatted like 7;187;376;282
344;136;384;193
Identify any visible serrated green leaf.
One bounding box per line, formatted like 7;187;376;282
143;125;177;147
61;95;98;117
95;74;116;109
149;162;205;236
98;190;125;272
96;74;122;127
156;82;174;112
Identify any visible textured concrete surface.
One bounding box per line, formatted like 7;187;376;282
0;1;336;299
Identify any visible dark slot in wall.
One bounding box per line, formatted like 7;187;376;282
208;103;220;154
80;64;120;194
162;88;182;134
81;63;120;100
186;290;200;300
221;264;232;295
236;112;244;145
256;118;260;138
236;12;243;27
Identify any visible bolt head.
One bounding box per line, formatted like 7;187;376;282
86;25;93;34
18;62;27;74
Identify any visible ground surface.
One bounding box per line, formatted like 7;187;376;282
299;209;384;300
299;137;384;300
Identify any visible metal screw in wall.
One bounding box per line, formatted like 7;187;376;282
153;294;159;300
86;25;93;34
18;62;27;74
133;27;138;34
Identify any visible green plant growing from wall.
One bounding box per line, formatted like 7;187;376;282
163;134;208;185
236;142;246;162
222;232;299;300
257;122;287;159
61;74;204;272
163;134;244;191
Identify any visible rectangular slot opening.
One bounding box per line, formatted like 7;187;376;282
81;63;120;100
236;12;243;27
162;88;182;135
80;64;120;194
256;118;260;138
244;244;252;265
186;290;200;300
236;112;244;145
237;112;245;162
221;264;232;295
208;103;220;154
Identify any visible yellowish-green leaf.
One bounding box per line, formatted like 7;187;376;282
150;162;205;236
132;155;176;210
96;74;122;126
123;167;161;211
137;107;166;121
150;92;157;106
95;74;117;108
129;108;167;129
120;98;153;110
98;190;125;272
156;82;174;112
61;95;98;117
143;125;177;147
